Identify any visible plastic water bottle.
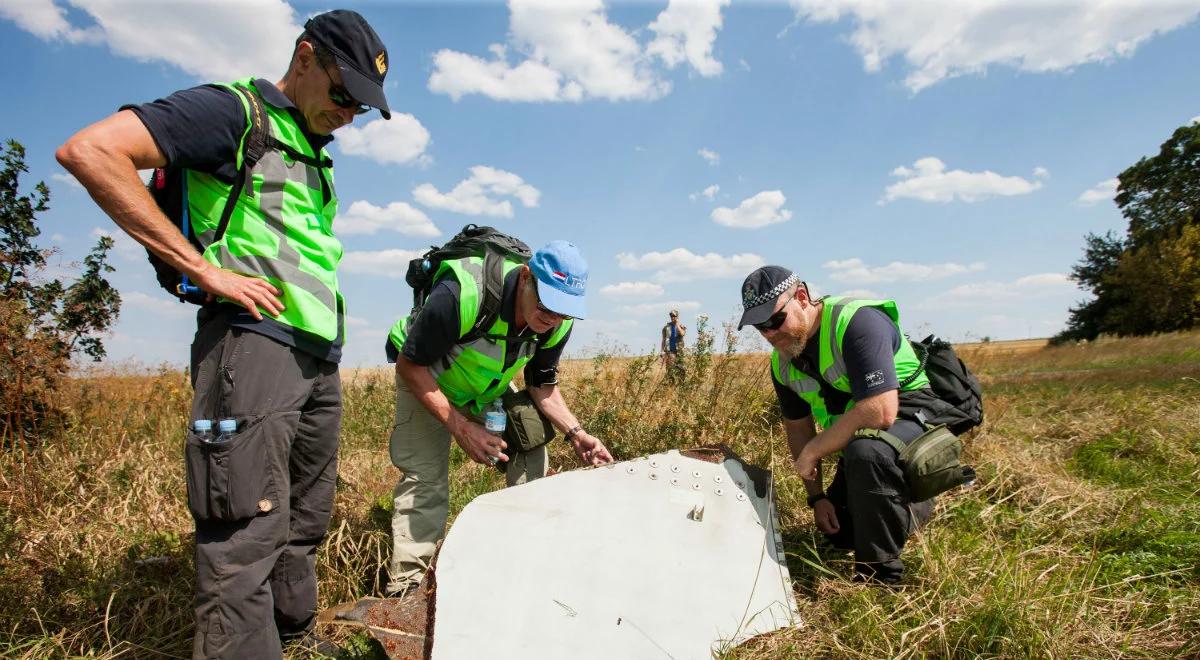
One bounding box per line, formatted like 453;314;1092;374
193;419;214;443
484;400;506;436
215;418;237;445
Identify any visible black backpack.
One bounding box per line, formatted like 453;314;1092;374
146;85;273;304
405;224;532;343
900;335;985;435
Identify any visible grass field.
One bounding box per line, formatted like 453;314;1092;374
1;331;1198;658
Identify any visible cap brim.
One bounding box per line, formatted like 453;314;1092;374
737;301;776;330
334;58;391;119
535;277;587;320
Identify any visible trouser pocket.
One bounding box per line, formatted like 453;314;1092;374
185;411;297;522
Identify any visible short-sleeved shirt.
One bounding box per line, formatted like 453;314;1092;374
124;79;343;363
773;306;901;420
384;268;570;388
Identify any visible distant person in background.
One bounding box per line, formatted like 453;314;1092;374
57;10;391;658
661;309;687;376
738;265;959;584
382;240;613;596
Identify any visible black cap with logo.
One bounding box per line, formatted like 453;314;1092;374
304;10;391;119
737;266;802;329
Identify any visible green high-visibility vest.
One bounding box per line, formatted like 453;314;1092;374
388;256;573;415
770;297;929;428
187;77;344;342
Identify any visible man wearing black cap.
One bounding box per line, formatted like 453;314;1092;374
57;9;391;658
738;266;939;584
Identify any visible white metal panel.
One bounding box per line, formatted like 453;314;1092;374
432;450;800;659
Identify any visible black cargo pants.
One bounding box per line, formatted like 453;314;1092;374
186;311;341;659
824;418;934;582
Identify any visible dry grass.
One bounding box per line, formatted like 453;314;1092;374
2;330;1199;658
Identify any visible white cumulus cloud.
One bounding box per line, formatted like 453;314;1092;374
920;272;1078;308
121;290;194;319
882;157;1042;204
340;249;425;279
698;147;720;165
90;226;142;261
823;257;985;284
1076;178;1119;206
599;281;665;299
429;0;679;102
336;115;432;166
337;201;439;237
50;171;83;191
617;300;701;316
711;190;792;229
647;0;730;77
790;1;1200;93
2;0;303;81
1191;115;1200;125
413;166;540;218
690;184;719;202
617;248;764;283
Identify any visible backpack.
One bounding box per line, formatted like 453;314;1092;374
899;335;985;435
146;84;272;304
405;224;532;343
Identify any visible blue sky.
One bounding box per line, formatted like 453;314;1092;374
3;0;1199;368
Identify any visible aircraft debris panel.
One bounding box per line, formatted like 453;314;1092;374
431;447;800;659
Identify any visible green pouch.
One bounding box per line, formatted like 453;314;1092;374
857;425;975;501
501;389;555;453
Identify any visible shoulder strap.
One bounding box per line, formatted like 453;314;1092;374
463;250;511;343
898;337;931;389
853;428;907;456
212;85;272;243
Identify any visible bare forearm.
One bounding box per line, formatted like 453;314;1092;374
528;383;580;433
57;114;211;280
784;417;823;495
802;390;898;460
396;357;470;433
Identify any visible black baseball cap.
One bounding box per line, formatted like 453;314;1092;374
304;10;391;119
737;266;802;329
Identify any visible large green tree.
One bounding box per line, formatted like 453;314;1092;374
1057;122;1200;342
1;139;122;445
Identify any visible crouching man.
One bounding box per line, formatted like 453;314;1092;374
383;240;613;595
738;266;945;584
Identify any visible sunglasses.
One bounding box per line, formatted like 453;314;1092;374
318;66;370;115
754;306;789;332
533;283;574;321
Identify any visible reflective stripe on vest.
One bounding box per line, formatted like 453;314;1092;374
387;256;573;415
771;297;928;428
187;78;343;342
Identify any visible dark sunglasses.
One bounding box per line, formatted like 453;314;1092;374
754;307;789;332
533;283;574;321
318;66;370;115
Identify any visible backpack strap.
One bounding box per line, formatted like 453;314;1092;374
211;85;272;244
462;249;512;344
898;337;931;389
852;427;908;457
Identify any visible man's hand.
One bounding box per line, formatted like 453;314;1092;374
571;431;613;466
794;447;820;481
193;264;285;321
812;498;840;534
451;418;508;466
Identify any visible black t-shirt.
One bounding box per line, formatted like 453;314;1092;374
385;268;570;388
124;79;343;363
773;306;901;420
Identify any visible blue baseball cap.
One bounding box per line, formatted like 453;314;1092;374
529;241;588;320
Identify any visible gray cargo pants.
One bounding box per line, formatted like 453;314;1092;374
824;418;934;582
186;311;341;659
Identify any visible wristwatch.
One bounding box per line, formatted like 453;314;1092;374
564;425;583;443
806;492;829;508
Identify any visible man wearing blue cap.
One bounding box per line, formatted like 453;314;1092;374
382;240;613;595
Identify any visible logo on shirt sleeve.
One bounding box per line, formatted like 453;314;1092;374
865;370;885;387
